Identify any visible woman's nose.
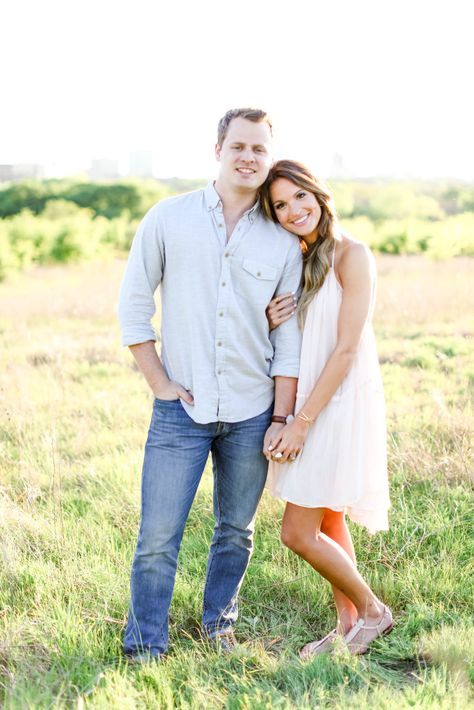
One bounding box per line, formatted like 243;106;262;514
288;202;300;218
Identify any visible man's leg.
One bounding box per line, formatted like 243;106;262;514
124;399;213;657
202;405;272;637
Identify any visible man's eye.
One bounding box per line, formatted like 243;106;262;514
255;148;265;153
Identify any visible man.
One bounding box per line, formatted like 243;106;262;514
118;108;302;662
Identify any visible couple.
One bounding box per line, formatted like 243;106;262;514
118;107;392;663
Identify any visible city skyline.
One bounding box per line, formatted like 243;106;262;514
2;148;474;183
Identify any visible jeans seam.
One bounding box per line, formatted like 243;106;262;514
202;459;222;625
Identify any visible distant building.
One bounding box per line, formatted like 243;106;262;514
0;165;13;182
0;163;44;182
330;152;347;179
128;150;154;178
88;159;120;180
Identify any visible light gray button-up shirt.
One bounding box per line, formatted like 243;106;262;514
118;182;302;423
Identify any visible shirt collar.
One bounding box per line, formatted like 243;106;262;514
204;181;260;222
204;182;222;211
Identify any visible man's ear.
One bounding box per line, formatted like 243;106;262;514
215;143;222;162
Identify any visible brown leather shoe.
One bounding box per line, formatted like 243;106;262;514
124;651;161;665
214;629;239;653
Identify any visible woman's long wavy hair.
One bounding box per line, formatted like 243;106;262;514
260;160;340;327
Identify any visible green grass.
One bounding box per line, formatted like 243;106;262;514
0;256;473;708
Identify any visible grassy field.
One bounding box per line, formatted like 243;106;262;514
0;256;473;708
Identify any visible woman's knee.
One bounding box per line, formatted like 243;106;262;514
281;522;311;554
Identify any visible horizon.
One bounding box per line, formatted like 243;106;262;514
1;169;474;186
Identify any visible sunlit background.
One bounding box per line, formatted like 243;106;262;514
2;0;473;180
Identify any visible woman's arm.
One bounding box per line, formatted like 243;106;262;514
269;243;374;460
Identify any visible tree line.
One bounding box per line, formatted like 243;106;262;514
0;178;473;280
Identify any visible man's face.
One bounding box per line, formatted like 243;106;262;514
215;117;273;193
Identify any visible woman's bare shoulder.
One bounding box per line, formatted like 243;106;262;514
337;236;375;282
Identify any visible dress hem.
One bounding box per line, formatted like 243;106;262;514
266;489;390;534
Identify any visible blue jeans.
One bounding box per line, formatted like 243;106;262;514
123;399;272;656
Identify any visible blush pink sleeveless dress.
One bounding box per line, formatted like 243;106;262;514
266;246;390;533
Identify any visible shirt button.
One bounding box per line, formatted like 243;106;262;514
224;252;229;257
217;369;222;374
221;282;226;287
218;223;223;227
217;341;222;346
219;312;224;317
257;271;261;277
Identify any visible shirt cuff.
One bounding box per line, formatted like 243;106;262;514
121;328;157;347
269;361;300;378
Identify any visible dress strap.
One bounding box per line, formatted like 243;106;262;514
331;244;336;268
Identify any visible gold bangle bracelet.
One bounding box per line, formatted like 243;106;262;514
297;411;314;424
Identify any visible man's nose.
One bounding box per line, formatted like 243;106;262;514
241;148;255;162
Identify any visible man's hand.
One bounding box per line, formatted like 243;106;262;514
154;379;194;404
128;342;194;405
263;422;285;461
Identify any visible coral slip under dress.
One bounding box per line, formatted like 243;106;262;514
266;246;390;534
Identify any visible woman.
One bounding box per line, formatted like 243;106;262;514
260;160;392;658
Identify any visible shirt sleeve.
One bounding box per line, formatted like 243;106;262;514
118;205;165;346
269;240;303;378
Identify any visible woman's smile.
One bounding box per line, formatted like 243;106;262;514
291;213;310;227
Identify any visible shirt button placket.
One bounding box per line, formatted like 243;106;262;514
216;248;230;397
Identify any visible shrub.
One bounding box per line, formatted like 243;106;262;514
0;178;473;280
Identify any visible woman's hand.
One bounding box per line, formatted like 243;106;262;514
266;418;311;463
266;292;297;330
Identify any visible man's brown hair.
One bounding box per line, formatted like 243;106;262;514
217;108;273;146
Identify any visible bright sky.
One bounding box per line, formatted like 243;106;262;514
2;0;473;179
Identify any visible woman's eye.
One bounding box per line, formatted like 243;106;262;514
297;191;306;199
274;203;284;210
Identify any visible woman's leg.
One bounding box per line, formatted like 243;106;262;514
281;503;384;623
320;509;358;633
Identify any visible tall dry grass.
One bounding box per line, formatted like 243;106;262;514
0;256;472;708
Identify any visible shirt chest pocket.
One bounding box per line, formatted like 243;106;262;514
233;258;279;304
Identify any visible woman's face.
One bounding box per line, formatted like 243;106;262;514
270;177;322;244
